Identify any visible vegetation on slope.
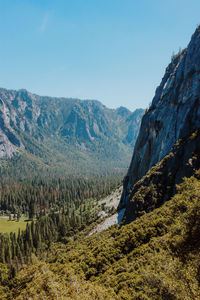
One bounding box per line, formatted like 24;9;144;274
1;173;200;299
0;137;130;180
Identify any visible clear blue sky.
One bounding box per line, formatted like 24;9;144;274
0;0;200;111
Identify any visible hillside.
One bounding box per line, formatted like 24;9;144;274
0;88;144;179
1;173;200;299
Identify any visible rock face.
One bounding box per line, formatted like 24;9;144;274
0;87;144;177
123;130;200;224
119;25;200;209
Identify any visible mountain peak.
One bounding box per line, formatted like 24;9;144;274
116;106;131;116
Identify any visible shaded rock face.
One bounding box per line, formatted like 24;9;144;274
123;130;200;224
119;26;200;209
0;88;144;163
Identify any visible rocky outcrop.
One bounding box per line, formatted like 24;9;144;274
119;25;200;210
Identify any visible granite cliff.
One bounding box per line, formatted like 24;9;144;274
119;26;200;216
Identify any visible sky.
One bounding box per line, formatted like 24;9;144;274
0;0;200;111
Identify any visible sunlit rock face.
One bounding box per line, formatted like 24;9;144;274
119;26;200;209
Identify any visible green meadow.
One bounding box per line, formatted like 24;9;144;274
0;216;31;234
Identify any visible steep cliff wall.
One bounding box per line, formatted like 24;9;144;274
119;25;200;209
122;130;200;223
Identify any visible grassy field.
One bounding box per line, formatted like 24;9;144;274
0;216;31;234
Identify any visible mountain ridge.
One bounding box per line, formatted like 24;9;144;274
0;87;144;179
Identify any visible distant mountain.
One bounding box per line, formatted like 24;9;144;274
0;88;144;179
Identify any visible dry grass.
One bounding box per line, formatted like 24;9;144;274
0;216;31;234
